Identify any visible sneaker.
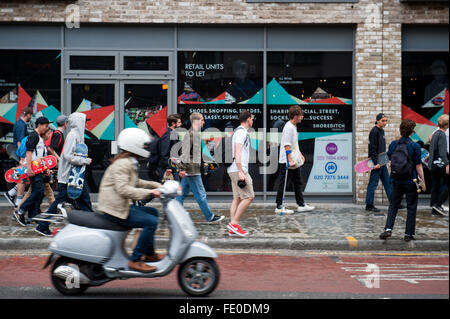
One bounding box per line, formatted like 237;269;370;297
443;205;449;213
275;206;294;214
404;235;415;242
297;204;314;212
3;192;16;208
228;230;239;237
13;210;28;227
379;230;392;240
227;223;248;237
432;205;447;216
209;215;225;223
366;205;380;213
34;226;52;237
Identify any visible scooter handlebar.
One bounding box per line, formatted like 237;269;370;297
157;180;182;198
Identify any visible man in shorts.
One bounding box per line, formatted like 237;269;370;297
227;110;255;237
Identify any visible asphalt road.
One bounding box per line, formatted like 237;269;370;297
0;249;448;300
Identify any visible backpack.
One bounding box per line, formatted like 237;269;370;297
147;134;161;165
16;136;29;158
45;130;63;149
390;140;413;180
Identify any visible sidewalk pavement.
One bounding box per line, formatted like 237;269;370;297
0;200;448;252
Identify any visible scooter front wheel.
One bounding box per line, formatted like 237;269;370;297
50;257;89;296
177;257;220;297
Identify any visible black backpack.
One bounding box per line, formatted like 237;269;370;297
147;134;161;165
390;140;413;180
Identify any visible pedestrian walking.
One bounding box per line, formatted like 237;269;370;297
226;110;255;237
47;115;69;161
13;116;51;228
17;127;55;218
275;105;314;214
365;113;393;213
379;119;425;242
4;107;33;208
428;114;449;216
149;113;182;183
176;112;224;223
37;112;93;236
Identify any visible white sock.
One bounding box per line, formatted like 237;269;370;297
15;195;23;206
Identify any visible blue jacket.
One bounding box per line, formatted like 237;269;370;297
387;137;421;184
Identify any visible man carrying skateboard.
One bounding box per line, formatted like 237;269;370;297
13;116;51;228
365;113;392;213
36;112;93;236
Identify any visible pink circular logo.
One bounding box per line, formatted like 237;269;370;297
326;143;338;155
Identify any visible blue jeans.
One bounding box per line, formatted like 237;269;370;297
176;175;214;221
103;205;159;262
20;173;44;219
38;182;93;230
365;166;392;206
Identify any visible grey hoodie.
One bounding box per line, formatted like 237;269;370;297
57;112;91;184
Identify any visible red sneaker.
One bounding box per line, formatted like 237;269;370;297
227;223;248;237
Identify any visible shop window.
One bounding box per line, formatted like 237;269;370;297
71;83;115;192
123;56;169;71
0;50;61;192
266;51;353;193
402;52;449;194
177;51;264;192
69;55;115;71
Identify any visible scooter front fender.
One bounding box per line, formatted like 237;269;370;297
180;241;218;264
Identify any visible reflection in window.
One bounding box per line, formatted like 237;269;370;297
123;56;169;71
266;52;353;193
71;83;115;192
177;51;264;192
69;55;115;71
0;50;61;192
402;52;449;195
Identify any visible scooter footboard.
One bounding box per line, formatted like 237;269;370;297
180;241;218;263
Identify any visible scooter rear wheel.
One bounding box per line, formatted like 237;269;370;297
51;257;89;296
178;257;220;297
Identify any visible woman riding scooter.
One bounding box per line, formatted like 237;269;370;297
98;128;163;273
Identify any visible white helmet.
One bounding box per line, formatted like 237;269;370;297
117;128;151;158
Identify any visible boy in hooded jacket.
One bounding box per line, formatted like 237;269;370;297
36;112;93;236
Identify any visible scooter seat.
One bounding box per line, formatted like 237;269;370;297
68;210;131;231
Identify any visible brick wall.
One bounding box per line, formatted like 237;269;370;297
1;0;448;203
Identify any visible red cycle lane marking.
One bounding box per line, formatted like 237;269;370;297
0;254;448;296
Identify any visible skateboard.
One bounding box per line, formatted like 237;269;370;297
4;155;57;184
413;177;426;193
354;152;389;173
67;143;88;199
32;204;68;224
420;148;429;166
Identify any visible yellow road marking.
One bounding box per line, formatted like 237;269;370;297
346;236;358;248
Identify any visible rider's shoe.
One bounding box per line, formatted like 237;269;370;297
128;261;157;273
141;253;163;262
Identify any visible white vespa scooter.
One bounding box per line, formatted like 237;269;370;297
43;180;220;297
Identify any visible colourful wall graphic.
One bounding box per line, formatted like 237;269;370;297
402;88;448;143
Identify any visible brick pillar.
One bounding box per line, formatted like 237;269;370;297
354;1;402;205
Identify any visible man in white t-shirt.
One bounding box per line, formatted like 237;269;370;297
227;111;254;237
14;116;50;227
275;105;314;214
